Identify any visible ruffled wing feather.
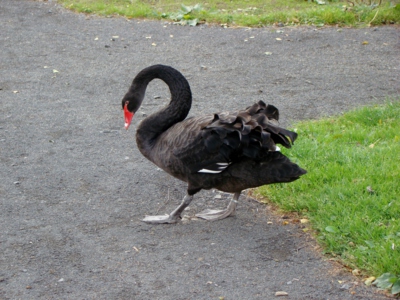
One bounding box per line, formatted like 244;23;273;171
175;101;298;174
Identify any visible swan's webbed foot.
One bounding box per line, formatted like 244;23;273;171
196;192;240;221
142;194;193;224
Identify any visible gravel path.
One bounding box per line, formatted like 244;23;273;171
1;0;399;299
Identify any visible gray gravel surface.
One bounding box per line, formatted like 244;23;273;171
1;0;399;299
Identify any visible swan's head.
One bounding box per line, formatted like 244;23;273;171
122;92;141;130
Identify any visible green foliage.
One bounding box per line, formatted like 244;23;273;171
57;0;400;27
258;101;400;278
163;4;204;26
373;273;400;295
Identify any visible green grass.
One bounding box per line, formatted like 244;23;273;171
258;101;400;278
57;0;400;27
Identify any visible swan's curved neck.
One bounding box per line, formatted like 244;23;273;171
131;65;192;153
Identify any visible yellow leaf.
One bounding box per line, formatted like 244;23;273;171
352;269;361;276
362;41;369;45
300;218;309;224
364;276;375;286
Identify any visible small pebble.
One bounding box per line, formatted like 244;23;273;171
340;283;351;290
275;291;288;296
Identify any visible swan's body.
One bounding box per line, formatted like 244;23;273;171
122;65;306;223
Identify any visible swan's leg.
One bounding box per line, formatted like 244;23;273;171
196;192;240;221
142;194;193;224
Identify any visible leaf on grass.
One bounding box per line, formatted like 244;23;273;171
358;245;368;251
373;273;397;290
392;279;400;295
187;19;198;27
325;226;338;233
364;240;375;248
366;186;375;193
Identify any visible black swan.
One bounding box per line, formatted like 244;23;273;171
122;64;306;224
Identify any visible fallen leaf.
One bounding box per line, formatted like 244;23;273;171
267;221;273;225
368;138;381;148
53;69;59;73
275;291;288;296
362;41;369;45
325;226;338;233
276;38;282;41
352;269;361;276
300;218;309;224
366;186;375;193
151;43;157;46
364;276;376;286
282;221;289;225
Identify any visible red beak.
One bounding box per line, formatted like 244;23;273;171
124;102;134;130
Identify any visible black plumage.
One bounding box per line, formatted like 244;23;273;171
122;64;306;223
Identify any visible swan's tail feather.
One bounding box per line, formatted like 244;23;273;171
202;101;296;161
174;102;300;175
